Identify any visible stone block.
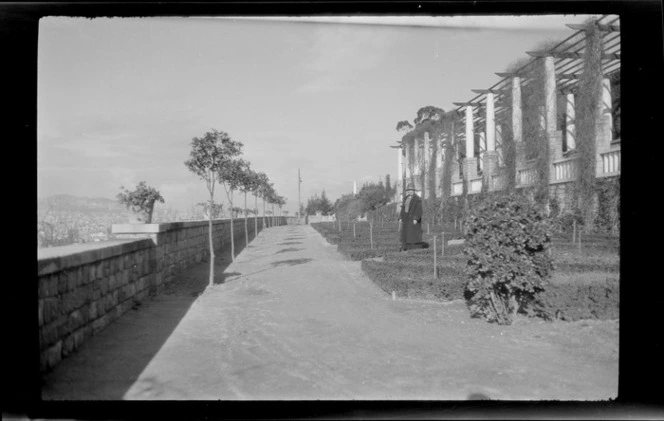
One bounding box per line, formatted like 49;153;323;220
68;309;86;332
40;320;60;350
126;283;136;298
89;301;98;320
57;314;72;338
91;314;109;335
102;261;110;278
38;275;52;299
108;274;117;291
57;272;68;294
43;340;62;372
62;333;75;357
117;288;126;303
120;269;129;286
38;300;44;327
73;327;85;350
136;276;145;292
111;290;119;307
93;288;102;301
42;298;60;325
77;266;87;286
100;277;109;295
88;264;96;282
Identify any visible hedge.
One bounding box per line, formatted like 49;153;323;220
361;259;466;301
537;273;619;321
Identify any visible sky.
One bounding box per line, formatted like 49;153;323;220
37;14;599;215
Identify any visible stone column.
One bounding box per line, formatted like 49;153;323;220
465;105;474;159
564;92;576;151
544;56;560;161
423;132;430;198
478;131;486;172
599;77;613;147
486;92;496;152
464;105;478;182
512;76;526;167
511;77;522;143
596;77;613;177
483;92;498;187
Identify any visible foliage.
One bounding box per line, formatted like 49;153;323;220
196;202;224;219
184;128;243;284
116;181;165;214
413;106;445;125
463;193;554;325
185;129;243;194
332;193;364;220
593;177;620;235
305;190;333;215
357;179;395;214
575;20;603;231
396;120;413;132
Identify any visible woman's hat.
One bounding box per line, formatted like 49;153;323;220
405;183;416;191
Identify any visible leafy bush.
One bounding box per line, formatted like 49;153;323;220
116;181;165;223
463;193;554;325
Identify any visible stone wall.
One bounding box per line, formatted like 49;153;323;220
37;216;285;373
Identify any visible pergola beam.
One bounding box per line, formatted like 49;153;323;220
566;23;620;32
453;102;481;107
558;73;582;79
527;51;620;60
471;88;505;94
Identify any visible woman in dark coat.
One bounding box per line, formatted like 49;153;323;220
399;185;424;250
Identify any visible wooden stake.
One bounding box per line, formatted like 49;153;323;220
370;222;374;249
441;231;445;257
578;230;582;252
392;291;396;300
353;223;356;238
427;222;430;234
572;219;576;244
433;235;437;279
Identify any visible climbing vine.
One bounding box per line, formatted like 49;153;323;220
574;19;603;232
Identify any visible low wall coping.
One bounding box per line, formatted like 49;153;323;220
111;217;266;235
38;239;153;277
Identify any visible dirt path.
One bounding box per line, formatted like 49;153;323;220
42;224;618;400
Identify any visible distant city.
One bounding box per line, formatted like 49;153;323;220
37;195;210;248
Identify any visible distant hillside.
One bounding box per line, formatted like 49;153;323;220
38;194;126;214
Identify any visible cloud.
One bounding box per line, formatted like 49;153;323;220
296;24;393;94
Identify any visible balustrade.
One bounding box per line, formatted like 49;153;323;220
601;148;621;176
553;157;578;183
518;167;537;187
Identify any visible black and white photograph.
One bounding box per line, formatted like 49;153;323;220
8;1;659;418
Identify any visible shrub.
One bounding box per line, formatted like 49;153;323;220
116;181;165;223
463;193;554;325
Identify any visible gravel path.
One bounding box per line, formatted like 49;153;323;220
42;224;618;400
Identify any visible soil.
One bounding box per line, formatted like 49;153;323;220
41;224;618;400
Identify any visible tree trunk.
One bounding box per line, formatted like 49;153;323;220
263;198;266;228
208;196;215;286
254;193;258;239
244;191;249;248
230;190;235;262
